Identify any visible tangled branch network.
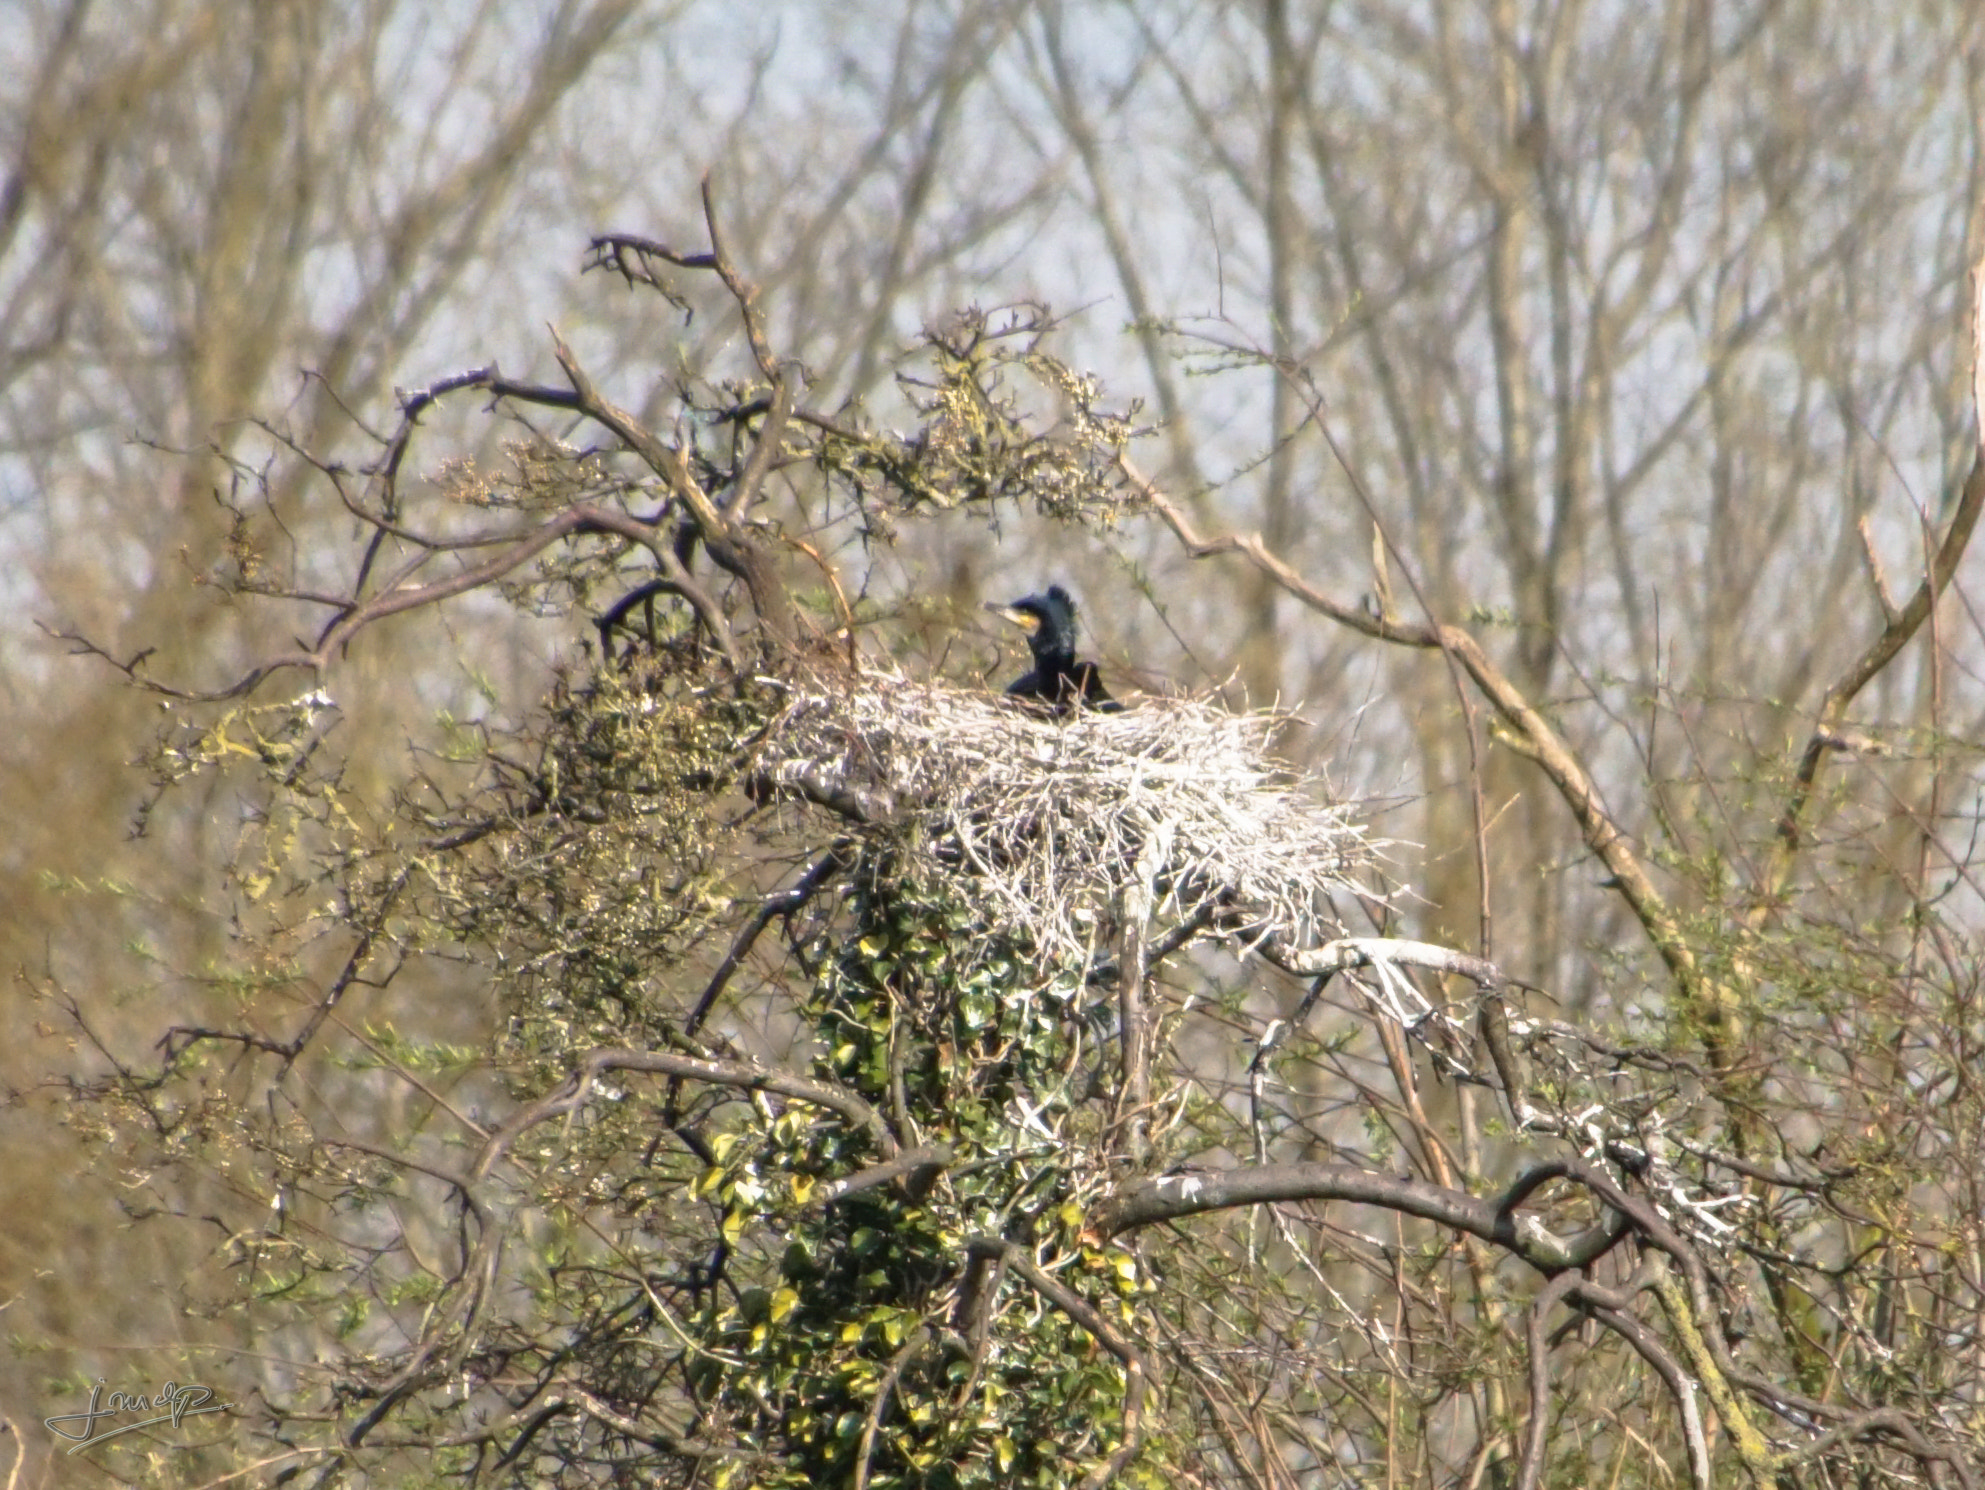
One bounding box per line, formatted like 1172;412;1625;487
761;666;1377;966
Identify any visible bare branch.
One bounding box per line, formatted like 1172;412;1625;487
1516;1271;1581;1490
473;1046;902;1179
1771;249;1985;859
1129;454;1732;1059
1095;1159;1629;1274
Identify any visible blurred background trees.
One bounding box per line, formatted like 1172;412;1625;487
5;0;1985;1485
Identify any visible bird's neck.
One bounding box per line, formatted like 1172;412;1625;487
1035;645;1077;673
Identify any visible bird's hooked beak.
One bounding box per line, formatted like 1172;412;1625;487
984;600;1041;636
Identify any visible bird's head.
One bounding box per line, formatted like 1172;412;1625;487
985;584;1080;662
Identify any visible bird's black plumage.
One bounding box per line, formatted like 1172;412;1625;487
985;584;1119;713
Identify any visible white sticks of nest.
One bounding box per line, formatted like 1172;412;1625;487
761;666;1376;968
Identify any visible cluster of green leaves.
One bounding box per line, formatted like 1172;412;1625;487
430;643;781;1066
683;871;1155;1490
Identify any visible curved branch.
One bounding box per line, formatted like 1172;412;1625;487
1516;1271;1580;1490
594;570;740;669
473;1046;900;1180
547;327;791;643
332;1133;506;1447
590;173;781;384
1131;457;1724;1052
1770;249;1985;860
1574;1284;1713;1490
57;502;700;702
1095;1159;1628;1273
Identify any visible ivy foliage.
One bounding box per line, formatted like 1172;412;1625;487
689;872;1145;1490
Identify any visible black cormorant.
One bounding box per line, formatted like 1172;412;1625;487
985;584;1119;713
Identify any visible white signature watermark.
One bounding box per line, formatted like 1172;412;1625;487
43;1378;230;1455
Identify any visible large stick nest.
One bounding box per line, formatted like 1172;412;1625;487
759;665;1376;967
